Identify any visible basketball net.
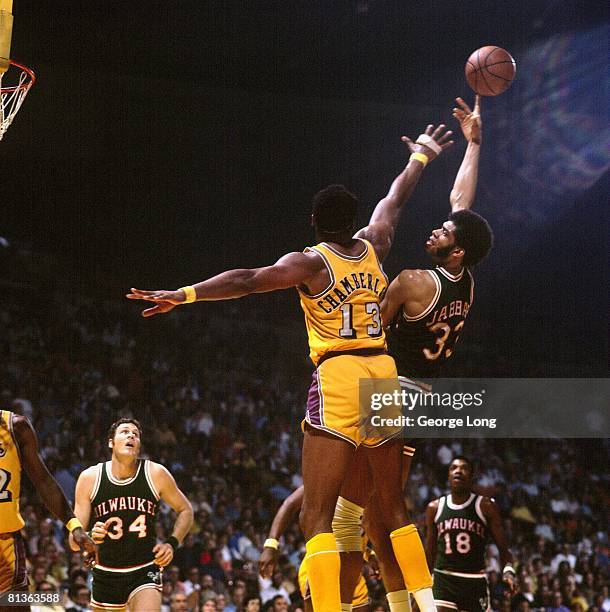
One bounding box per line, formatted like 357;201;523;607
0;59;35;140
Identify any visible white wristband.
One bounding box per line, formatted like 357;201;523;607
415;133;443;155
264;538;279;550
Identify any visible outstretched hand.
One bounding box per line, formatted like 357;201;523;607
401;123;454;162
126;288;185;317
453;95;482;144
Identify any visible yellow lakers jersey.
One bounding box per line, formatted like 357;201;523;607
298;239;388;365
0;410;25;532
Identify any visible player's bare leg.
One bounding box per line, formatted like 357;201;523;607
92;606;126;612
300;426;355;611
365;452;413;610
128;586;161;612
364;439;435;612
335;447;372;605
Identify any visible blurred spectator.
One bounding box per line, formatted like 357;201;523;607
1;289;606;611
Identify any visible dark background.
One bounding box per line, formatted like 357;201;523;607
2;0;608;376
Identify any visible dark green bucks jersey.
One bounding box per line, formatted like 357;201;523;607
387;266;474;378
434;493;488;574
90;460;160;570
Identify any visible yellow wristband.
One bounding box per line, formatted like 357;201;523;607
264;538;279;550
66;518;83;533
409;152;429;167
180;285;197;303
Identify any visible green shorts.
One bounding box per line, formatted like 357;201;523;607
91;563;162;608
433;569;489;611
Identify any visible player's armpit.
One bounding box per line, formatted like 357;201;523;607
382;269;436;325
150;463;193;542
481;497;513;566
13;416;74;524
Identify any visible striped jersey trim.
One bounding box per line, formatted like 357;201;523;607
94;560;157;573
402;445;416;457
105;460;141;486
434;600;459;610
446;492;475;510
6;411;23;466
435;568;487;579
90;599;126;609
467;268;475;305
320;239;369;262
90;463;103;501
475;495;487;525
434;496;446;523
299;247;336;298
436;266;464;282
144;460;160;501
306;549;339;560
402;269;441;321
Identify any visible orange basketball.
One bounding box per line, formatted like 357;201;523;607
465;46;516;96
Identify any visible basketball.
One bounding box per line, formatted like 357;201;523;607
465;46;516;96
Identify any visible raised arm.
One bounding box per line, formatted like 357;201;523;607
151;463;194;567
356;124;454;262
126;250;324;317
449;96;482;212
424;500;439;572
13;416;97;562
259;485;304;579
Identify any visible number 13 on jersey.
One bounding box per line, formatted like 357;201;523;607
339;302;382;339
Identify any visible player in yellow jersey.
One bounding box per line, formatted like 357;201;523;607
127;121;454;611
0;411;96;611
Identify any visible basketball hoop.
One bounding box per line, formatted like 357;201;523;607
0;59;35;140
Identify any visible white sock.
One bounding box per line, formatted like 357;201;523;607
411;587;436;612
387;589;412;612
340;604;353;612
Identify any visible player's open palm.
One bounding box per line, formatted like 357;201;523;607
152;542;174;567
453;96;482;144
126;288;185;317
401;123;454;162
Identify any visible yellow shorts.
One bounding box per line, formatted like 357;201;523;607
0;531;27;593
304;353;402;447
298;559;369;607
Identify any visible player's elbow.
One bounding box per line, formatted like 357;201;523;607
450;190;471;211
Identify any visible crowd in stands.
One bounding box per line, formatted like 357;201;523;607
1;279;608;611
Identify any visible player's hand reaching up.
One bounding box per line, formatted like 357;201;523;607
401;123;454;163
453;96;482;144
153;542;174;567
126;288;185;317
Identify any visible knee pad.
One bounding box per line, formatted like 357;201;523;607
332;496;364;552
